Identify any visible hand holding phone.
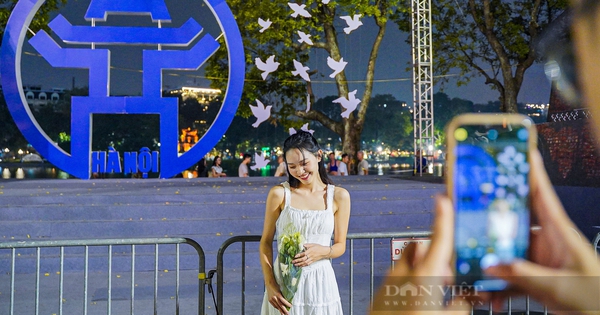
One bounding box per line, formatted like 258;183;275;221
446;114;536;291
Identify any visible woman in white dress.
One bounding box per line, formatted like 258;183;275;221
260;131;351;315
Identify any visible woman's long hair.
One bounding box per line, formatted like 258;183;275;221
212;156;221;167
283;131;334;188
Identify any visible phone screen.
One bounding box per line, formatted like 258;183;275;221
452;122;531;290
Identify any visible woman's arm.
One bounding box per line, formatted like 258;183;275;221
330;187;351;259
259;186;291;314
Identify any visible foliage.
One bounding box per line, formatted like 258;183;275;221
206;0;408;162
432;92;474;132
0;0;67;45
401;0;567;113
361;94;412;150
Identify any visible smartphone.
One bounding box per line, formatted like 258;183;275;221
446;114;536;291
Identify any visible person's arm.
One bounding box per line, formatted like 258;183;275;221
371;195;466;315
259;186;291;314
293;187;351;267
211;167;218;178
330;187;351;257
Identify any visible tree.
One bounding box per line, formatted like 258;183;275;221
432;92;473;132
0;0;67;45
206;0;406;161
430;0;567;113
362;94;412;151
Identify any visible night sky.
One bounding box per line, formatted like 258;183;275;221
18;0;551;105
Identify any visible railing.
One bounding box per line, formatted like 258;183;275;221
215;231;431;315
0;238;206;315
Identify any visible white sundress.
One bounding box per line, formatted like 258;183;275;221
261;182;343;315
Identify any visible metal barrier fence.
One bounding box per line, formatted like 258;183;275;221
215;231;431;315
214;232;600;315
0;238;206;315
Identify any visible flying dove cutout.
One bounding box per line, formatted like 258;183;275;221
288;3;312;18
297;31;314;46
301;123;315;134
289;123;315;135
249;99;272;128
327;56;347;78
258;18;272;33
292;60;311;82
255;55;280;80
333;90;361;118
321;0;331;3
250;152;270;171
340;14;363;34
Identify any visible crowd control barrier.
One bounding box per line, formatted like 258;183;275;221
213;231;599;315
0;237;206;315
215;231;431;315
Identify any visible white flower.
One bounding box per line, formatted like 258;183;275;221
292;277;298;287
280;263;289;276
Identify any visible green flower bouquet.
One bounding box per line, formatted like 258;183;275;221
278;224;305;307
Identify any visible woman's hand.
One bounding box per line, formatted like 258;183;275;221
484;150;600;314
265;282;291;315
370;195;469;315
292;243;330;267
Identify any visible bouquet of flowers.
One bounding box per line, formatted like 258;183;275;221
278;224;305;307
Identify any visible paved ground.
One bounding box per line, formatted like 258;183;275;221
0;175;546;314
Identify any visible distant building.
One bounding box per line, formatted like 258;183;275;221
24;85;65;112
166;86;221;105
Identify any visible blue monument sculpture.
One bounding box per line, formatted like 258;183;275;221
1;0;244;179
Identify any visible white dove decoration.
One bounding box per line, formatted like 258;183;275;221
255;55;280;80
327;56;348;78
250;152;270;171
291;60;311;82
249;99;272;128
333;90;361;118
297;31;314;46
321;0;330;3
258;18;272;33
301;123;315;134
288;3;311;18
289;123;314;135
340;14;363;34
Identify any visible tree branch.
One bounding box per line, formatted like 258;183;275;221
515;0;542;89
356;9;387;128
469;0;512;79
295;109;343;135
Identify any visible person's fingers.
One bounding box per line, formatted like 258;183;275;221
271;295;289;315
388;242;417;277
485;260;564;304
421;194;454;274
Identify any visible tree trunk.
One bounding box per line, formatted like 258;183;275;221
341;126;361;175
503;79;519;113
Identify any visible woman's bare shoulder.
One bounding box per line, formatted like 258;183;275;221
333;186;350;201
266;184;285;206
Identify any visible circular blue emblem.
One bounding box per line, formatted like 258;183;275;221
1;0;244;179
